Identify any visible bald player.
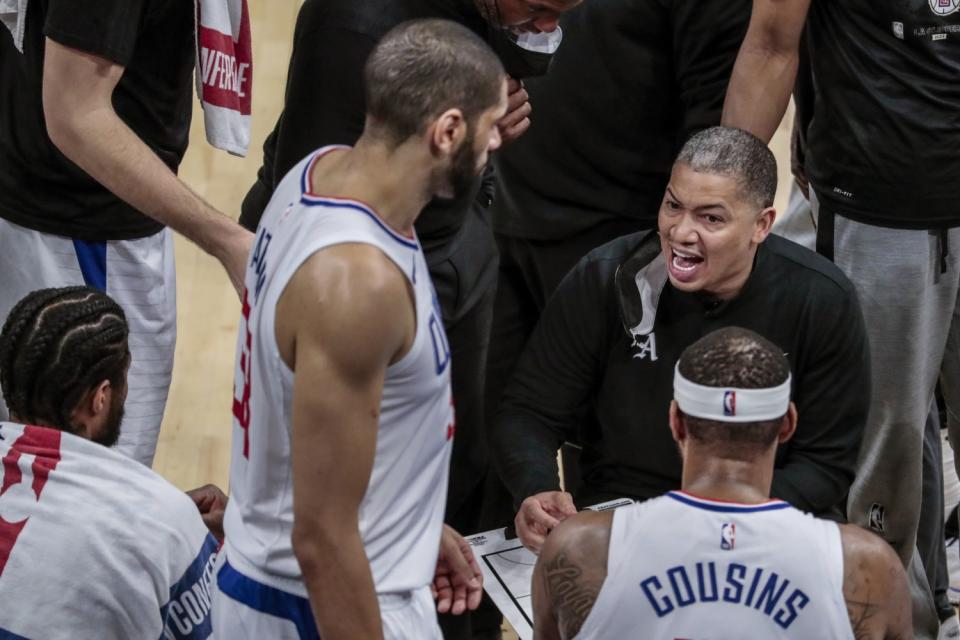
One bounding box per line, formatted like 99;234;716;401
532;327;911;640
213;20;507;640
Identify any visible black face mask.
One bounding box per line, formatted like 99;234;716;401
485;26;556;79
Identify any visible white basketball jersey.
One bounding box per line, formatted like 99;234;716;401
0;422;218;639
576;491;853;640
223;146;454;598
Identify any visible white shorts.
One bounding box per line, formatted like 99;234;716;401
212;551;443;639
0;218;176;466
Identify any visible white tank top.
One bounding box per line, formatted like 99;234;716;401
222;146;454;597
576;491;853;640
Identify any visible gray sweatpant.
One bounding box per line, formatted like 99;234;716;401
810;192;960;640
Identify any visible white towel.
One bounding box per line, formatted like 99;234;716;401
195;0;253;156
0;0;27;52
0;0;252;156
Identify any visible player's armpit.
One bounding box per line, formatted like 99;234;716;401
839;524;912;640
532;511;613;640
281;245;415;640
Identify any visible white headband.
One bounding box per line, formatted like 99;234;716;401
673;363;791;423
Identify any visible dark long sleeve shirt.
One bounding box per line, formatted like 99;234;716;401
492;232;870;517
238;0;536;259
489;0;751;240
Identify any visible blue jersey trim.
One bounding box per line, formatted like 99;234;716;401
667;491;792;513
298;148;419;251
159;533;219;639
72;240;107;291
216;559;319;639
299;197;420;251
0;628;30;640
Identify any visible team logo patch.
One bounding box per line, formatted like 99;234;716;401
721;523;736;550
630;331;658;361
723;391;736;417
929;0;960;15
868;503;886;532
892;21;905;38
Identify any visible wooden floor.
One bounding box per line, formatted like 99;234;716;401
153;4;794;636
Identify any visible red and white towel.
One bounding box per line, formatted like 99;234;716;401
1;0;252;156
195;0;253;156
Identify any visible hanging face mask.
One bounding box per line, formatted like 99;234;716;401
486;26;563;79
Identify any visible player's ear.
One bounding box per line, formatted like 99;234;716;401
777;402;798;444
669;401;686;444
69;379;110;437
429;108;467;158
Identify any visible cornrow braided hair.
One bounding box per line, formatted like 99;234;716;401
0;286;130;432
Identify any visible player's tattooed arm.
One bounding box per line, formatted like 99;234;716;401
839;524;912;640
532;511;613;640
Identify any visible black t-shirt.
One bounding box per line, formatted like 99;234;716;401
491;232;870;517
238;0;549;257
0;0;195;241
806;0;960;228
490;0;751;240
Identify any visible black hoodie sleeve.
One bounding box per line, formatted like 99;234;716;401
491;251;620;506
771;282;870;516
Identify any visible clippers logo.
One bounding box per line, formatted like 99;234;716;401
721;523;736;550
723;391;736;417
930;0;960;15
868;503;886;533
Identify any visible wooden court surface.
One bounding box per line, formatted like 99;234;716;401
153;3;794;635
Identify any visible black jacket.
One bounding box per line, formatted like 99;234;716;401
492;231;870;517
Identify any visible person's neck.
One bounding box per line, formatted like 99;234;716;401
309;137;432;238
680;449;775;505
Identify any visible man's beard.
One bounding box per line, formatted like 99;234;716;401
446;129;483;200
95;389;125;448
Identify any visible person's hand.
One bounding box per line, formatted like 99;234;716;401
186;484;228;542
433;524;483;615
498;77;532;146
218;226;255;299
515;491;577;554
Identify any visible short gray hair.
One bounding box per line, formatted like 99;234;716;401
675;127;777;209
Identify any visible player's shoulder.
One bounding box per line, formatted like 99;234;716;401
838;523;903;581
295;242;409;304
542;510;614;564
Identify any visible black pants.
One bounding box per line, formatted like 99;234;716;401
484;217;649;523
429;205;508;640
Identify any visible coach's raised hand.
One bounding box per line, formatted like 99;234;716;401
516;490;577;553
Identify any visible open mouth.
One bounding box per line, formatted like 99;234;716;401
670;247;704;273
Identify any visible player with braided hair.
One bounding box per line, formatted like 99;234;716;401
0;286;129;442
0;286;226;639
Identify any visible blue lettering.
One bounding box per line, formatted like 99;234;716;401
754;574;789;615
640;576;675;617
667;566;696;607
696;562;719;602
429;313;451;374
722;563;746;603
774;589;809;629
744;567;764;607
250;229;273;303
